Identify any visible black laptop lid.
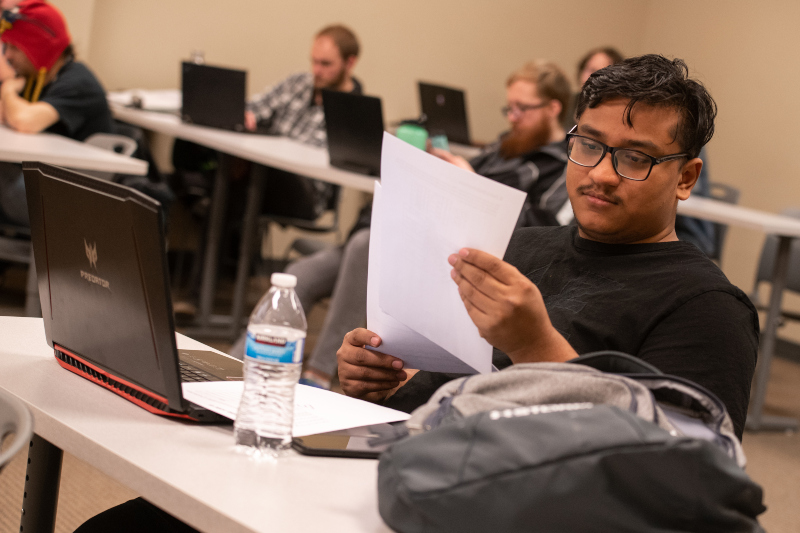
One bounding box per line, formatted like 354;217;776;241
418;82;471;145
181;62;247;132
322;90;384;177
23;163;184;410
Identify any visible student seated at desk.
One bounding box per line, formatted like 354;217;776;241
337;54;759;441
246;23;362;220
230;60;574;389
0;0;113;226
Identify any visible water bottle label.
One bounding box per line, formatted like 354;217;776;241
245;331;304;363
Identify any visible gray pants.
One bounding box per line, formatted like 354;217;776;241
231;228;370;376
0;163;30;226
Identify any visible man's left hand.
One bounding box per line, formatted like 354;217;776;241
448;248;577;364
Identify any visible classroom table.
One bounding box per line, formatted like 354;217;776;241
112;105;377;339
678;195;800;431
0;124;149;175
0;316;389;533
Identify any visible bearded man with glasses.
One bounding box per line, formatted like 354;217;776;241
432;60;572;227
338;54;758;440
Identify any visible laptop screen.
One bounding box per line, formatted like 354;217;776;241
418;82;471;145
322;90;384;177
181;62;247;132
23;163;185;410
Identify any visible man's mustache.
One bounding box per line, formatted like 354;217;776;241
576;184;622;205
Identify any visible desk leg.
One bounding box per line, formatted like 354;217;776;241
229;164;267;337
21;434;63;533
196;154;231;329
746;235;799;432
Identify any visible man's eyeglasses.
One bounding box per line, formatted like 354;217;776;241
501;101;548;118
566;127;689;181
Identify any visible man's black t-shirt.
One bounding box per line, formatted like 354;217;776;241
40;60;113;141
385;226;759;439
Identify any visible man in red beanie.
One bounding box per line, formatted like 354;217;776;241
0;0;113;225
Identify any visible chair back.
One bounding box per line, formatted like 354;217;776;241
83;133;139;182
0;388;33;473
708;181;741;262
84;133;138;157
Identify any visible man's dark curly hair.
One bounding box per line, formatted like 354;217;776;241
575;54;716;159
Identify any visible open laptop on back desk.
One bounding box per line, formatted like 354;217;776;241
322;89;384;177
23;162;241;423
418;81;471;146
181;62;248;132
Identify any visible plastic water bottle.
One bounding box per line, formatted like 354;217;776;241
234;273;306;457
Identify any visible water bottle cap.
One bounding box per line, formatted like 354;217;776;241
270;272;297;288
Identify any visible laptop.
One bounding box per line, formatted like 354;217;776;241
23;162;242;423
322;89;384;177
181;62;247;132
418;82;471;145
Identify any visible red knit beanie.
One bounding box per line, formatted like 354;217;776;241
0;0;71;71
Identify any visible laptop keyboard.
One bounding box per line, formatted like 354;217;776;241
179;361;217;382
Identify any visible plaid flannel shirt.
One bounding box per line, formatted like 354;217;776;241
246;73;365;216
246;72;326;147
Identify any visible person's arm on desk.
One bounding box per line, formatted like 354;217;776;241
429;147;475;173
1;77;59;133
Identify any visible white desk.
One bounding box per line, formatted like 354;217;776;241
0;317;389;533
0;125;148;176
678;196;800;431
111;106;375;192
112;105;377;338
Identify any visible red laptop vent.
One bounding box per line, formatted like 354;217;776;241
55;348;170;412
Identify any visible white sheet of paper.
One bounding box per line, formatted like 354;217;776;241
367;182;479;373
378;133;526;373
181;381;409;436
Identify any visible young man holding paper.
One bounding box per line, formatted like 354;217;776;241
337;55;758;440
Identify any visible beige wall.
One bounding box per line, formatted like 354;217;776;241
50;0;800;310
638;0;800;340
76;0;647;142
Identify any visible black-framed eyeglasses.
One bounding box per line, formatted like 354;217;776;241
501;101;548;118
565;126;688;181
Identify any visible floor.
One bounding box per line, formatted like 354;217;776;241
0;263;798;532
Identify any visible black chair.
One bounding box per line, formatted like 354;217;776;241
0;387;33;473
749;208;800;325
707;181;741;264
258;174;343;261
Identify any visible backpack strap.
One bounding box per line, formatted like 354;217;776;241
569;351;662;375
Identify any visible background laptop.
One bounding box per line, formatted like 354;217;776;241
23;162;241;423
181;62;247;132
322;90;384;177
418;81;471;145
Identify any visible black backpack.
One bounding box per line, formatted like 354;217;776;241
376;352;765;533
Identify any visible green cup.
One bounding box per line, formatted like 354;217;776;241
396;123;428;150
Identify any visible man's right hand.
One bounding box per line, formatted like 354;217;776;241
337;328;408;402
429;147;475;172
244;110;257;131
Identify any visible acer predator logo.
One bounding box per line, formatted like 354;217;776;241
84;239;98;269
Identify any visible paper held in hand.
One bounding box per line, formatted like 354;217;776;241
367;133;526;374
